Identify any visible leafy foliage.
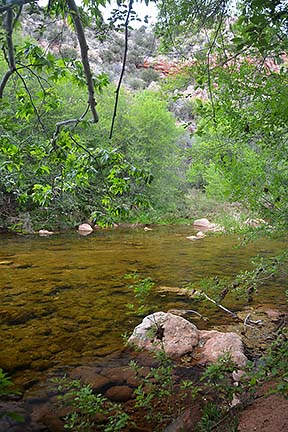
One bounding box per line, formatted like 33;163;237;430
54;377;130;432
0;368;13;397
244;327;288;397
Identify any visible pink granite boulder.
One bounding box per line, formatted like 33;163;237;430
128;312;199;358
197;330;247;368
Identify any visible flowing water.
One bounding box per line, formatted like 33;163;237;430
0;225;287;389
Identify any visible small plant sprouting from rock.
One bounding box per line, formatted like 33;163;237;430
0;369;24;423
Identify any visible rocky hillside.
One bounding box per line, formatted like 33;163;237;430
19;6;200;132
20;8;161;90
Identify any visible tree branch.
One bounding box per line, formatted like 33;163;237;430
0;8;16;98
51;104;91;147
0;0;34;12
66;0;98;123
109;0;133;139
13;5;22;28
15;70;47;132
201;291;238;319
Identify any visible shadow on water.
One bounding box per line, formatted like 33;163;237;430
0;225;287;389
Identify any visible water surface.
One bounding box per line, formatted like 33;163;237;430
0;226;287;386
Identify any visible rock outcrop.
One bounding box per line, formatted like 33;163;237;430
129;312;247;368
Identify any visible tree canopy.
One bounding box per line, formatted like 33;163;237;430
0;0;287;229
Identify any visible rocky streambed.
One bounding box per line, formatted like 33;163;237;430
0;306;286;432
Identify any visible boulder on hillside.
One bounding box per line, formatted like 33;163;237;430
244;218;267;227
193;218;212;228
128;312;199;358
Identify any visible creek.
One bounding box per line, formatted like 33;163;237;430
0;225;287;384
0;225;287;430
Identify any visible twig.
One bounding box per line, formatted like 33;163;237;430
201;291;238;318
68;133;100;163
15;70;47;132
51;106;91;147
109;0;134;139
243;313;254;329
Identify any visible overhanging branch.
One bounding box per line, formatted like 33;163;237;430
66;0;98;123
0;8;16;98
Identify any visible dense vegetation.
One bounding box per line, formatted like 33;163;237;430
0;0;287;430
0;0;287;231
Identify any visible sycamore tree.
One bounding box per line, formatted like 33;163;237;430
0;0;158;228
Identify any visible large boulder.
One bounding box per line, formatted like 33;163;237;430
128;312;199;358
197;330;247;368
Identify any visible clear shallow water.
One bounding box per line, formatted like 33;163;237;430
0;226;287;386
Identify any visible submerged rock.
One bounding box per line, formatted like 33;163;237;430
187;231;206;241
105;385;134;402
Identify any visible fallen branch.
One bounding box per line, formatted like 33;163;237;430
168;309;209;321
201;291;238;319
